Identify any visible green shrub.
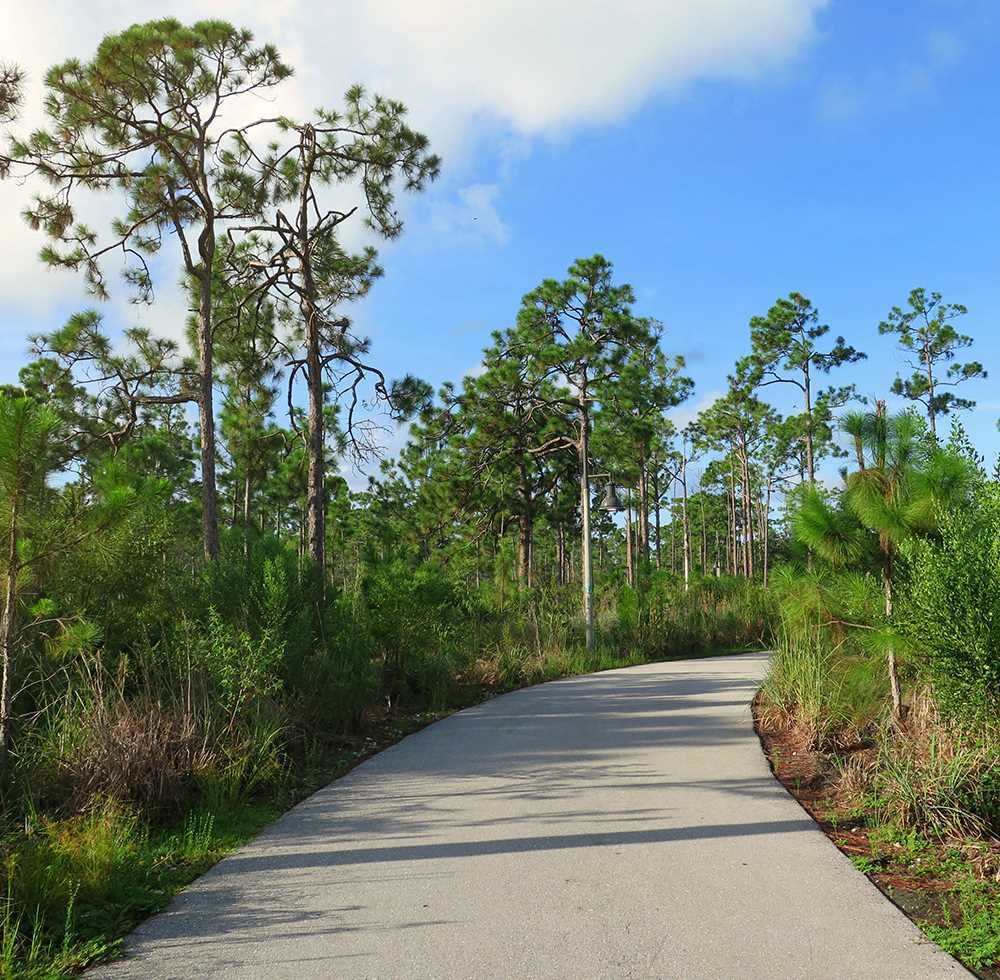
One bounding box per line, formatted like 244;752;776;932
901;482;1000;723
365;560;475;707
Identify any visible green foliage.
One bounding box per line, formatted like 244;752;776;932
763;634;881;745
365;560;471;707
743;291;864;479
866;721;1000;838
0;798;280;978
878;288;984;432
922;877;1000;971
901;481;1000;721
0;62;23;130
4;21;995;976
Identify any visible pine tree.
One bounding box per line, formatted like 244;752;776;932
13;19;292;558
745;292;865;483
794;404;975;721
878;288;985;437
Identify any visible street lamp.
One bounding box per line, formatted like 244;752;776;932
599;480;623;514
582;473;621;650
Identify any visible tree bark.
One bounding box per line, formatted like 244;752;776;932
638;458;649;566
699;494;708;575
883;542;904;725
728;458;740;576
305;313;325;586
652;467;662;569
762;480;772;588
925;345;937;437
578;370;595;649
670;489;677;574
740;440;754;580
625;489;635;587
803;359;815;484
242;473;252;559
299;130;327;594
0;492;19;766
680;452;690;591
195;257;220;561
516;457;533;587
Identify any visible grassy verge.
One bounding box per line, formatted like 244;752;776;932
757;702;1000;978
2;641;755;979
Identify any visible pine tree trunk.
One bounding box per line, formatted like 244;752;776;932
638;458;649;566
578;374;595;649
0;493;19;766
740;442;754;579
242;474;251;559
298;132;328;593
625;490;635;587
762;481;772;588
925;347;937;437
700;495;708;575
803;361;815;484
516;458;533;587
305;314;326;587
680;456;690;590
727;462;738;575
196;265;220;561
670;492;677;574
883;543;904;724
652;468;662;569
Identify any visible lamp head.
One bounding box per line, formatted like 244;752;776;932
600;482;623;513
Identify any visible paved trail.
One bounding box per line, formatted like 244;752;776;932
96;653;966;979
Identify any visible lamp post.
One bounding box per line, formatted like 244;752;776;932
582;472;623;649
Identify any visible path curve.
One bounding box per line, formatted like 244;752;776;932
96;653;966;979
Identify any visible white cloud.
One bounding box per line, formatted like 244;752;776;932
669;389;725;431
326;0;827;135
1;0;827;340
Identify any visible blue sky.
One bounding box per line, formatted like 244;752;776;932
3;0;999;478
368;0;1000;465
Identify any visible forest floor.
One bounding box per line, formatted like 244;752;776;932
757;711;1000;978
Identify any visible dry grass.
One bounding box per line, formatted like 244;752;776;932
835;688;1000;840
64;697;216;814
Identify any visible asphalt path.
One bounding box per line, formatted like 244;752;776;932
94;652;967;979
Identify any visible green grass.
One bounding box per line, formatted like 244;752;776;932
850;855;882;874
1;800;280;979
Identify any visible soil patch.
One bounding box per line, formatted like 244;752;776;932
754;701;999;980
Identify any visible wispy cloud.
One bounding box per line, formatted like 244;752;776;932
669;389;724;431
427;184;511;247
817;27;966;121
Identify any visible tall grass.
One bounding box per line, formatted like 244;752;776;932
759;564;1000;840
757;622;884;749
